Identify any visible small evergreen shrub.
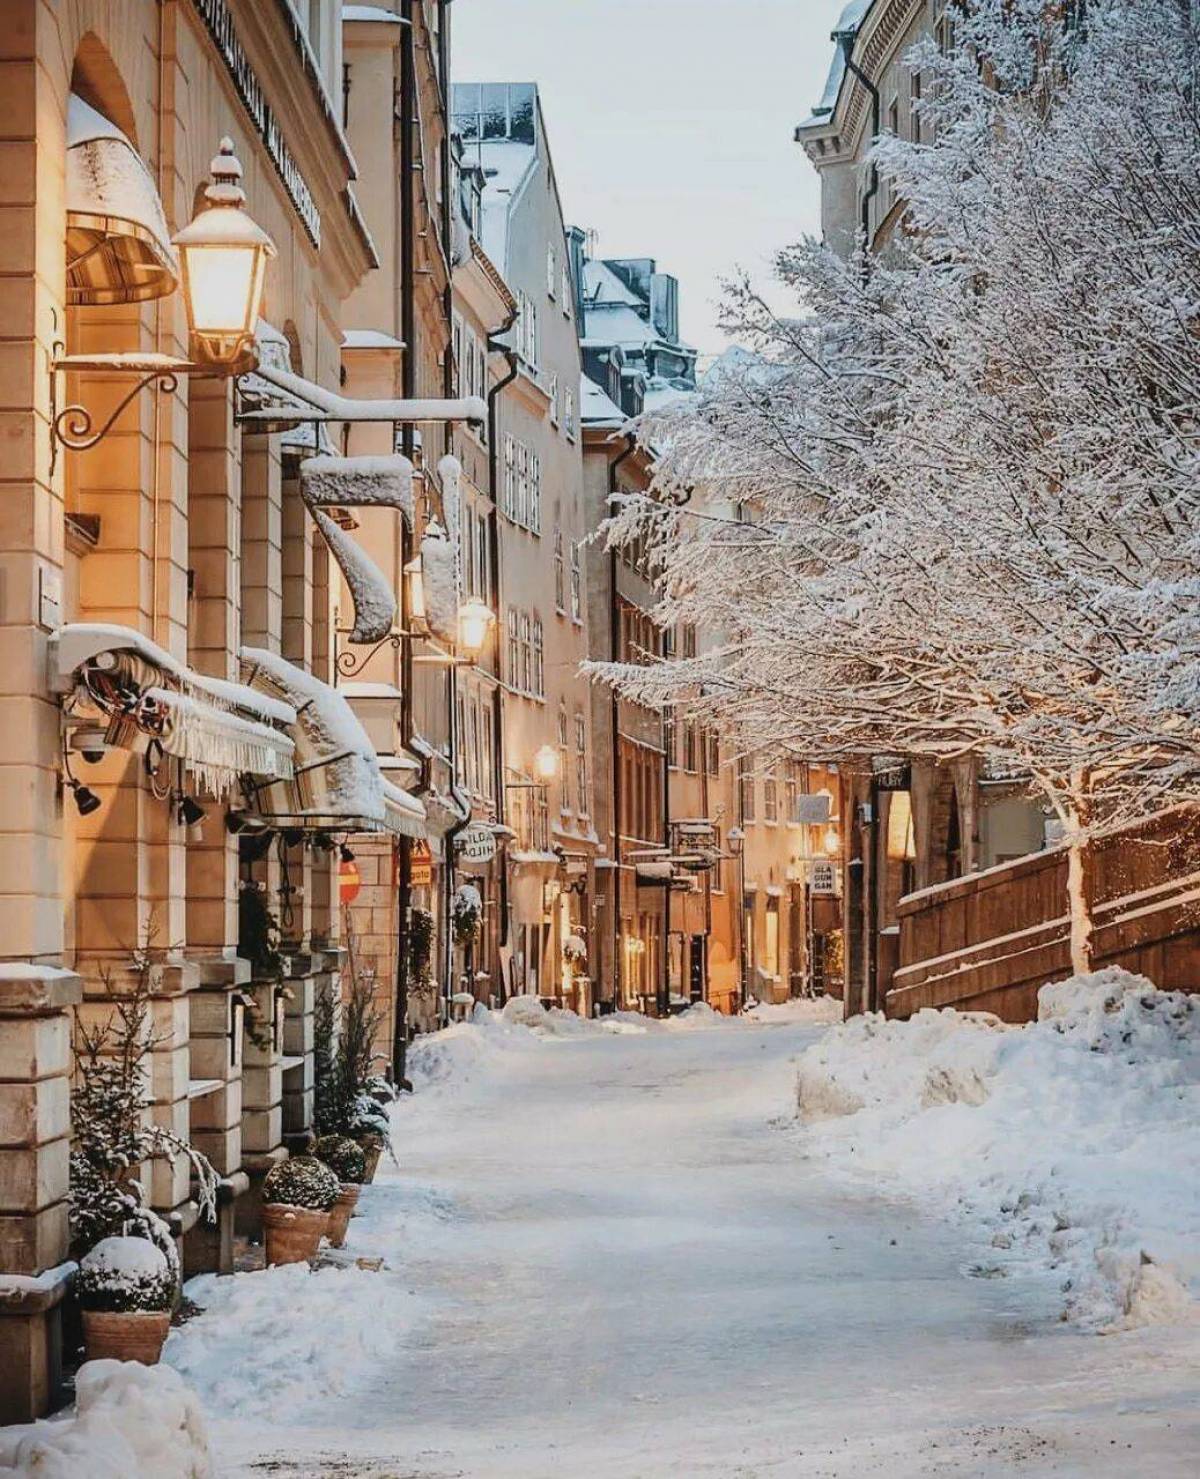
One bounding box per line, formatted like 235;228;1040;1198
313;1134;367;1185
76;1235;175;1314
262;1154;340;1212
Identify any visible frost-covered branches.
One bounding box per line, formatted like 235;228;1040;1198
596;0;1200;839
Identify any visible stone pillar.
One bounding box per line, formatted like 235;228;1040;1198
235;969;286;1237
0;965;81;1424
241;433;284;654
280;957;318;1155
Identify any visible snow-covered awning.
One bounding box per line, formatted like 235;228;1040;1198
52;623;295;793
238;647;425;839
66;94;178;306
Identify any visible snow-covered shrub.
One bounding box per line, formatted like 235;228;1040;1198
563;933;587;965
451;883;482;945
363;1073;397;1106
312;1134;367;1185
347;1093;391;1147
314;929;389;1150
76;1235;175;1314
262;1155;340;1212
70;953;216;1261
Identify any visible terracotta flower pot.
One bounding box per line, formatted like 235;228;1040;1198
262;1202;328;1266
81;1309;171;1366
360;1143;383;1184
327;1183;361;1248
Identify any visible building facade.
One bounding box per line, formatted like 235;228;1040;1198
452;83;598;1011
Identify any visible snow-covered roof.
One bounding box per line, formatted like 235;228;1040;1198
581;374;624;429
458;137;539;274
583;259;643;308
798;0;874;131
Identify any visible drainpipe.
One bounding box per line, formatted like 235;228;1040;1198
486;311;519;997
608;434;636;1010
836;27;881;260
392;0;417;1085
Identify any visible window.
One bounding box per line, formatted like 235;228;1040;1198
529;451;541;534
502;434;515;519
561;260;572;316
507;608;520;688
480;704;494;800
517;290;539;367
547;243;556;298
554;530;565;612
549;372;559;426
575;713;588;815
740;764;756;824
764;769;778;824
516;442;528;527
519;611;532;693
570;541;582;622
683;723;698;774
664;711;676;770
532;617;544;697
564;386;576;438
911;69;923;145
786;775;799;825
707;729;720;776
558;703;570;808
682;623;697;659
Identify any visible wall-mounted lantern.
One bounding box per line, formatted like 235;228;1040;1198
51;137;275;472
172;139;276;373
456;599;495;660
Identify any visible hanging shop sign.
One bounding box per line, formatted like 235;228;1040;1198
190;0;322;247
411;840;434;887
339;856;361;905
457;824;498;865
792;793;832;825
810;860;839;896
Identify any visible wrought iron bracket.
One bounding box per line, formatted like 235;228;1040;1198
48;347;239;477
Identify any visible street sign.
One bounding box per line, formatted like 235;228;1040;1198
339;856;361;905
810;860;839;896
457;824;497;864
792;793;832;825
412;840;434;887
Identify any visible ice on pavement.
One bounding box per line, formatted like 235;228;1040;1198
796;967;1200;1332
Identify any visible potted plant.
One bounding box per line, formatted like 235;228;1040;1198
76;1234;176;1365
313;1134;367;1248
261;1154;341;1265
451;884;482;947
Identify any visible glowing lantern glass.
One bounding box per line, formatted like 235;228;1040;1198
533;744;559;782
173;139;275;372
456;599;494;658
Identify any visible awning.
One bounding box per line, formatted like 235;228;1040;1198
52;623;295;793
66;94;178;306
239;646;426;839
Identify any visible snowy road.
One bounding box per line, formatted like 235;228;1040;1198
185;1014;1200;1477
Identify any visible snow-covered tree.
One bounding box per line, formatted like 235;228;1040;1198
594;0;1200;971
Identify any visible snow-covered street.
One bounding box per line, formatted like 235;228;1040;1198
170;1007;1199;1476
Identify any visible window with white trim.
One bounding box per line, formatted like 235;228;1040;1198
532;616;544;697
547;243;556;298
529;451;541;534
554;530;565;612
519;610;532;693
549;371;559;426
575;712;589;816
564;385;576;438
570;541;583;622
558;702;570;809
561;260;572;316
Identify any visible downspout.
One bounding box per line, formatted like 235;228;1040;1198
487;311;520;996
392;0;418;1085
659;623;671;1018
608;434;636;1010
836;27;881;260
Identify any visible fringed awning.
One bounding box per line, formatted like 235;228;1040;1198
141;688;295;792
52;623;295;795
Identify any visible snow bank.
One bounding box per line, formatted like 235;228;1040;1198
0;1360;211;1478
166;1261;413;1422
794;968;1200;1330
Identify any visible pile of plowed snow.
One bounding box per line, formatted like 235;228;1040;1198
795;968;1200;1330
0;1361;211;1478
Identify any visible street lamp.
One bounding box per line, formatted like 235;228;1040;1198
823;825;841;857
456;599;495;660
533;744;560;783
51;136;275;470
173;138;276;373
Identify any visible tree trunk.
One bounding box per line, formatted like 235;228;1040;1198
1065;772;1095;977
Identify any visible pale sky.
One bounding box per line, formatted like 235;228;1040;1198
451;0;850;361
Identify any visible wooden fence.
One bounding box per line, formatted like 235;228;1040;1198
890;807;1200;1021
